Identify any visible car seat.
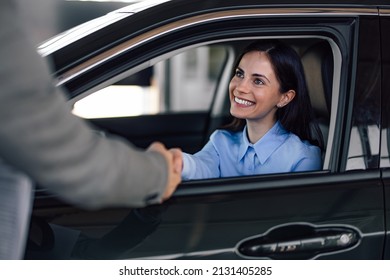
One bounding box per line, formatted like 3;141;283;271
301;40;334;150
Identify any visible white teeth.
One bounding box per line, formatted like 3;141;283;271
235;96;254;106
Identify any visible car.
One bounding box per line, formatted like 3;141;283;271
25;0;390;260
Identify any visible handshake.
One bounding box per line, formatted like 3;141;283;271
147;142;183;202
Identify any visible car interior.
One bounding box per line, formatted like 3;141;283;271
73;37;336;173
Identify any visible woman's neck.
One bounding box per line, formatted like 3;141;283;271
246;119;277;144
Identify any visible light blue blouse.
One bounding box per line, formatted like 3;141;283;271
182;121;322;180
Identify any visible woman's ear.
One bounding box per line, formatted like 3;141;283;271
277;90;296;108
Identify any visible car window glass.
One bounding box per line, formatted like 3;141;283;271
72;45;228;118
347;125;381;170
381;128;390;168
345;19;381;171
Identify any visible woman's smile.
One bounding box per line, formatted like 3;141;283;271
234;96;255;107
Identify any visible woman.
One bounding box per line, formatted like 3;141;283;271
181;40;323;180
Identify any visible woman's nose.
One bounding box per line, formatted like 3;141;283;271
236;78;250;94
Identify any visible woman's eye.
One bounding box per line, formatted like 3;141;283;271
254;78;264;85
235;70;244;78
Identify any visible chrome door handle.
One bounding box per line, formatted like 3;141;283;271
237;223;361;259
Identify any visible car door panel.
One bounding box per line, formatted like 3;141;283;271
29;170;383;259
119;170;384;260
139;170;381;260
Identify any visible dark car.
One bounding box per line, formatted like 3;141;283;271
26;0;390;260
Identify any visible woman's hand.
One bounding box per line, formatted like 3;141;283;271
147;142;182;201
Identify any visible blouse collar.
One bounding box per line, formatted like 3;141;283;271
238;121;289;164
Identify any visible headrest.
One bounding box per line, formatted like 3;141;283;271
301;41;333;120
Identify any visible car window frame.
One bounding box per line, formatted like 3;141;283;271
58;10;366;194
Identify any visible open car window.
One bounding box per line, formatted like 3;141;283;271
71;37;341;177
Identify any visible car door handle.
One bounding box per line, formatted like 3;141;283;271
236;223;361;259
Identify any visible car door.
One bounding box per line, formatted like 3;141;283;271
28;5;384;260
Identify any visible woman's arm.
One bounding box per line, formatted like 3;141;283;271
182;141;221;180
292;145;322;172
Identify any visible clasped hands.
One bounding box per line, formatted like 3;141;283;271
147;142;183;202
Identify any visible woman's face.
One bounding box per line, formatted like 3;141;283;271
229;51;286;125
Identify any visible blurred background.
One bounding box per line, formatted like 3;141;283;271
16;0;225;119
16;0;132;45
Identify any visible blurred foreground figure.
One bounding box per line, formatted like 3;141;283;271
0;0;182;259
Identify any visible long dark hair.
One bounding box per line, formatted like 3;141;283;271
225;40;324;150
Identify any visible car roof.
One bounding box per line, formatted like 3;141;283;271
38;0;387;76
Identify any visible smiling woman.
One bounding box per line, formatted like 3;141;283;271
180;40;323;180
229;50;296;142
